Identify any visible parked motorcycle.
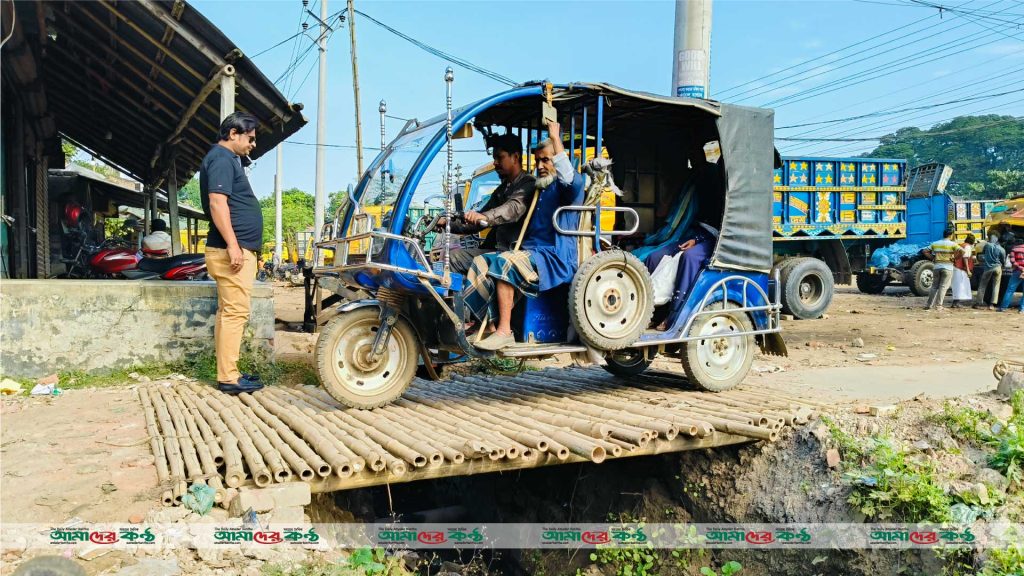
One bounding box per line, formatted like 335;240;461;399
121;253;208;281
59;228;206;280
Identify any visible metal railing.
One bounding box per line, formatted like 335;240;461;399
553;205;640;237
312;230;443;283
643;269;783;346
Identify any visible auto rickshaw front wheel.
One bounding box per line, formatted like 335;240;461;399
681;302;755;392
315;307;418;409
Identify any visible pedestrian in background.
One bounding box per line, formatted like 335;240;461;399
973;233;1007;311
924;226;959;311
997;241;1024;314
950;233;976;308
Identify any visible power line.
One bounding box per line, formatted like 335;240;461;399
718;10;941;99
781;77;1024;151
775;115;1023;141
249;30;305;60
745;0;1017;106
354;9;517;86
763;16;1023;108
775;53;1024;136
777;84;1024;129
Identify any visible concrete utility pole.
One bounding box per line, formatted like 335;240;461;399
348;0;364;176
672;0;713;99
274;145;283;266
313;0;328;243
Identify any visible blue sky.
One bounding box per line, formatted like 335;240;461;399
191;0;1024;200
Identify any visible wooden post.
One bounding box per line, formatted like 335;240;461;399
167;160;181;255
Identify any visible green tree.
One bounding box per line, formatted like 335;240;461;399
178;176;202;209
865;115;1024;199
259;188;314;256
987;169;1024;199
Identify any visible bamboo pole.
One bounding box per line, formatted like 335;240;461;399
138;388;174;506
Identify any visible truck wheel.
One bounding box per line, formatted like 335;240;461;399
570;250;654;350
602;348;652;377
315;307;418;409
780;257;834;319
907;260;934;297
681;302;755;392
855;274;887;294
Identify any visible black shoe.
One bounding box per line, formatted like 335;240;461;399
218;377;264;395
241;372;261;381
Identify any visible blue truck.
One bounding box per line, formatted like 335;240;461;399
771;156;910;318
770;158;997;318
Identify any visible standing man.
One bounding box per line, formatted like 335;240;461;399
973;233;1007;311
923;226;959;311
997;240;1024;314
200;112;264;394
444;134;535;273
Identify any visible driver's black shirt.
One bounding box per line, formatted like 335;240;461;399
451;171;535;250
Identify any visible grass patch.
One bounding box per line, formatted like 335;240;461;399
937;391;1024;488
260;548;413;575
55;364;178;390
824;417;957;522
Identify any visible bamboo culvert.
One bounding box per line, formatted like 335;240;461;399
219;433;246;489
270;389;387;473
224;399;289;483
147;385;187;501
473;373;671;438
237;394;322;481
516;373;716;437
156;387;204;482
178;393;224;467
170;391;226;502
394;397;513;460
271;387;432;469
372;404;467;464
462;374;676;442
233;398;303;483
200;393;272;487
250;390;360;477
391;400;497;458
185;389;247;487
138;388;174;506
263;387;372;470
405;389;530;458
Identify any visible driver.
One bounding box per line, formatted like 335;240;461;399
463;121;585;351
442;134;535;273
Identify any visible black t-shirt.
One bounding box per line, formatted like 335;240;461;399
200;145;263;251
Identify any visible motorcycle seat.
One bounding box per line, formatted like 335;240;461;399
138;253;205;274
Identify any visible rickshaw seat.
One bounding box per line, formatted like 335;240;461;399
631;177;697;262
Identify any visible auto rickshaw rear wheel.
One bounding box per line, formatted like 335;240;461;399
570;250;654;350
681;302;755;392
602;348;652;377
315;307;418;409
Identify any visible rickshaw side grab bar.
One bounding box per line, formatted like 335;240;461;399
641;269;783;346
552;206;640;236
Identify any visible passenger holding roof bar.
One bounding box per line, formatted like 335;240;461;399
464;120;585;351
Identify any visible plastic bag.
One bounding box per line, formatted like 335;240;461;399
181;482;216;515
650;252;683;306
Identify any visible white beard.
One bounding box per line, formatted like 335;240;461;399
535;174;555;189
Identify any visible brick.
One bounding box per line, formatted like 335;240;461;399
268;506;305;525
263;482;311;508
228;482;310;516
869;405;896;417
825;448;841;468
36;374;59;386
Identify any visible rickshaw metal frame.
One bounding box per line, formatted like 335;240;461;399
308;82;780;361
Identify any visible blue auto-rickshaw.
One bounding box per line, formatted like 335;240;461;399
311;72;786;408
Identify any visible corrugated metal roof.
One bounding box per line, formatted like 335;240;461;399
18;0;307;188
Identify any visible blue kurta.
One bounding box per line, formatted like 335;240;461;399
522;171;585;291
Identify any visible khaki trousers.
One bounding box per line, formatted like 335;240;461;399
205;247;257;383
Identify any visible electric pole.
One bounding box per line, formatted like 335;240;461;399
313;0;328;243
672;0;713;99
274;145;283;266
348;0;364;176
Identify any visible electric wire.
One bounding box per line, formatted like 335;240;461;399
354;8;517;86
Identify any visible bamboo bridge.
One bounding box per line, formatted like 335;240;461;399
137;367;822;504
